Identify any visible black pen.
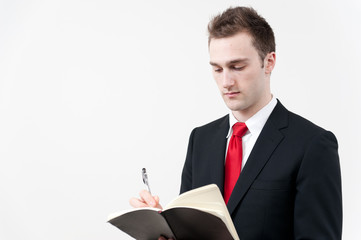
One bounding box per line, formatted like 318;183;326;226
142;168;151;194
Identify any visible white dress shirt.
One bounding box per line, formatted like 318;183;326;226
226;96;277;169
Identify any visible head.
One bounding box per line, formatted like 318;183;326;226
208;7;276;121
208;7;275;66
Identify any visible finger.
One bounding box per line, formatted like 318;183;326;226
154;195;160;204
153;196;163;209
129;197;149;208
158;236;173;240
139;189;157;207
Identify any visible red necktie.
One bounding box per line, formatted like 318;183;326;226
224;122;248;204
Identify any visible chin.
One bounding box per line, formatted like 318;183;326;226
224;99;241;108
226;104;247;112
223;97;247;109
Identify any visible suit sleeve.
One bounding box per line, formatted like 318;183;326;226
180;128;197;194
294;131;342;239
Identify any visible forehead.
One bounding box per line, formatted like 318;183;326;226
209;32;258;64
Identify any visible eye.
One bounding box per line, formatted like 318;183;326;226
213;67;223;73
232;66;245;71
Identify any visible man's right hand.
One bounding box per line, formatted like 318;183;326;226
129;190;173;239
129;189;163;209
158;236;173;240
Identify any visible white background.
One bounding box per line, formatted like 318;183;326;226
1;0;360;239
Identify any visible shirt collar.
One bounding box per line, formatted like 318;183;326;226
226;96;277;138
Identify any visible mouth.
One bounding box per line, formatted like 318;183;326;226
224;91;240;97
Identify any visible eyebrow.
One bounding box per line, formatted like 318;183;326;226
209;58;249;66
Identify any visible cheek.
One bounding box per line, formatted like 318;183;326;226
242;69;263;85
235;73;260;96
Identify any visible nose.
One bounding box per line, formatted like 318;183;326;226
222;70;235;89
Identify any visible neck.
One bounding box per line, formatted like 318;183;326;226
232;94;272;122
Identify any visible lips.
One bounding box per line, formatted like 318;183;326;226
224;91;240;97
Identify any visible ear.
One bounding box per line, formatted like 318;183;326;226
264;52;276;74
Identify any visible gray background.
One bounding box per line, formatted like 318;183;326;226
1;0;360;239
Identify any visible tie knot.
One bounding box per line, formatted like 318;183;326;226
232;122;248;137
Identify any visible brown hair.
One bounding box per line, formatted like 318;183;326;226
208;7;275;62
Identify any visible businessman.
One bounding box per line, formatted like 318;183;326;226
130;6;342;239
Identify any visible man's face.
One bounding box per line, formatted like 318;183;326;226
209;32;274;120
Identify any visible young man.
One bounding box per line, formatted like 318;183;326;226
130;7;342;239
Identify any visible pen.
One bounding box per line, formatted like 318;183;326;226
142;168;151;194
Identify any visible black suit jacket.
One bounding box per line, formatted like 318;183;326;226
180;100;342;239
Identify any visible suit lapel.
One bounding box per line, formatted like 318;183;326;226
227;101;289;215
208;115;229;194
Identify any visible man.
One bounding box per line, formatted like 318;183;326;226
130;6;342;239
